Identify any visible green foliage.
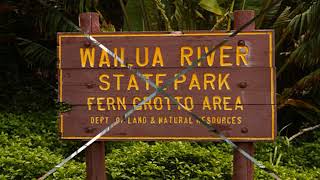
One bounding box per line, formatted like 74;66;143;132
199;0;224;15
0;112;82;156
107;141;232;179
121;0;233;31
106;139;320;179
255;0;282;28
257;0;320;136
0;133;85;180
255;162;320;180
0;111;86;179
0;111;319;179
1;1;320;179
32;1;79;38
121;0;142;31
255;137;320;179
16;37;56;69
64;0;98;14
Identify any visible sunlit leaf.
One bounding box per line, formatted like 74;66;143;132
195;10;205;20
286;99;320;113
199;0;224;16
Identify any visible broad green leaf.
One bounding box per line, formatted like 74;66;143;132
123;0;143;31
199;0;223;16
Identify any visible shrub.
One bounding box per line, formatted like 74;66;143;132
106;141;232;179
1;111;319;179
0;112;82;156
255;162;320;179
255;137;320;179
0;133;85;180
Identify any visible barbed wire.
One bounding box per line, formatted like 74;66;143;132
38;0;281;179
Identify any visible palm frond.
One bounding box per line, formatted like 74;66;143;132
293;68;320;92
256;0;282;28
63;0;97;15
287;31;320;68
277;2;320;74
278;69;320;109
273;3;305;48
286;99;320;113
33;0;79;38
273;6;291;28
288;1;320;37
16;37;56;68
295;108;320;125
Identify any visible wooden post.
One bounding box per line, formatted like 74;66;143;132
85;142;106;180
232;10;255;180
79;12;107;180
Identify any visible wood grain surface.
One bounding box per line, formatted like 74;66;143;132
58;31;276;141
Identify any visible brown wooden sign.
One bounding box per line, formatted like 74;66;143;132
57;31;276;141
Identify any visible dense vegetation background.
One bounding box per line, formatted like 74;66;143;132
0;0;319;179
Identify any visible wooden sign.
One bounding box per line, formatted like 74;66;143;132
57;31;276;141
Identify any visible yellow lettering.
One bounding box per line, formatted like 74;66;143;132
156;74;166;88
127;74;139;90
99;51;110;67
136;47;148;67
106;97;116;110
180;46;193;66
97;97;105;111
117;97;126;110
222;117;226;124
174;74;186;90
236;46;249;66
237;117;242;124
235;96;243;110
220;45;232;67
197;47;202;66
189;74;201;90
99;74;110;91
232;116;236;124
152;47;164;67
212;96;222;110
202;96;211;110
153;97;163;110
87;97;94;110
185;97;194;111
204;73;216;90
223;97;232;111
80;48;95;68
143;74;153;90
204;47;215;66
113;74;124;90
113;48;125;67
143;97;153;110
174;96;183;110
133;97;142;110
218;73;230;90
164;97;171;110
